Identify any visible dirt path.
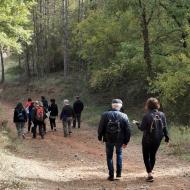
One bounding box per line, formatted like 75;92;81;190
0;102;190;190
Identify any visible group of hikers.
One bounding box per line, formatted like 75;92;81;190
13;96;169;183
13;96;84;139
98;98;169;182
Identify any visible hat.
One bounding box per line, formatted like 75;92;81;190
112;99;123;104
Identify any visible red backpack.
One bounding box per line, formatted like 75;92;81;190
36;107;44;121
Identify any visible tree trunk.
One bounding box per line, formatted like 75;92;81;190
0;49;5;83
139;2;153;80
25;45;31;79
142;22;152;79
63;0;69;78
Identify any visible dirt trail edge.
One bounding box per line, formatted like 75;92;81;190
0;102;190;190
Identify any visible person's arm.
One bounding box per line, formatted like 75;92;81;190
81;102;84;111
13;110;17;123
55;105;58;116
60;108;63;120
98;113;106;141
123;116;131;145
161;113;169;142
138;115;148;131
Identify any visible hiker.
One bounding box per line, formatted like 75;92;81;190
41;96;48;133
134;97;169;182
32;101;46;139
25;98;32;111
98;99;131;181
48;99;58;131
25;98;33;132
27;102;34;132
73;96;84;128
60;99;75;137
13;102;27;139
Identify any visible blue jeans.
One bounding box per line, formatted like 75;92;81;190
106;143;122;177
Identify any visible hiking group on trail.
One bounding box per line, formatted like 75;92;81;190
13;96;170;183
13;96;84;139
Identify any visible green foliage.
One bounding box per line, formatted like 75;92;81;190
153;55;190;124
0;0;35;51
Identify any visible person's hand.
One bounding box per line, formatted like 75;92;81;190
132;120;140;126
122;144;127;148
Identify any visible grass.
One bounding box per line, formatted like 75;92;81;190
165;126;190;161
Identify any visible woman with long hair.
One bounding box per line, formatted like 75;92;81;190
134;98;169;182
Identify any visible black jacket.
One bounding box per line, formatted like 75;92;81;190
60;105;75;120
98;109;131;145
73;100;84;114
48;103;58;117
138;109;169;144
42;99;48;112
14;108;27;123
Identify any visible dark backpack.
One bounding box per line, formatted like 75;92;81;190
106;120;121;143
149;112;164;141
17;110;25;121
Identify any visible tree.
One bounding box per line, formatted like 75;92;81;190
62;0;69;78
0;0;35;83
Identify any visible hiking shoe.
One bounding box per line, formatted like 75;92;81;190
116;173;121;178
107;176;114;181
146;176;154;182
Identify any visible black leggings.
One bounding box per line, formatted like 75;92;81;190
50;118;56;130
142;142;160;173
32;121;45;138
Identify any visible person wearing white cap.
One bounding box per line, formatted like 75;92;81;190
60;99;75;137
98;99;131;181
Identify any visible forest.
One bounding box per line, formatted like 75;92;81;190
1;1;190;189
0;0;190;124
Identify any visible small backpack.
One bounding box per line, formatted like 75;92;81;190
17;109;25;121
35;107;44;122
106;120;121;143
149;112;164;140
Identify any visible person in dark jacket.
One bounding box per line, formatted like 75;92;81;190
27;102;34;132
48;99;58;131
60;99;75;137
41;96;48;133
73;96;84;128
25;98;33;132
41;96;48;111
32;101;46;139
134;97;169;182
98;99;131;181
13;102;27;139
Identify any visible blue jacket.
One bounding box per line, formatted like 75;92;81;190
98;109;131;145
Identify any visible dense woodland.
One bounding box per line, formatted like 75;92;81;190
0;0;190;124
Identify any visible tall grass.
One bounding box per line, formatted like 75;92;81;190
167;126;190;160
